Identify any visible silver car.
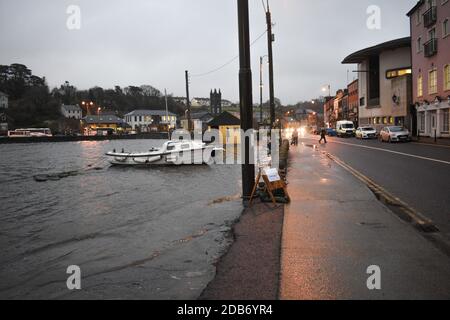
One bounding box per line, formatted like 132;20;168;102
379;126;411;143
355;127;377;139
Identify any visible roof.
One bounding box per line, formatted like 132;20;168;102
124;109;176;117
83;115;124;124
181;112;213;121
208;111;241;127
342;37;411;64
407;0;424;17
61;104;82;112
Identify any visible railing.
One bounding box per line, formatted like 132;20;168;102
424;38;438;57
423;6;437;28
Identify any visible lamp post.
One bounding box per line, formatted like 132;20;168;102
260;55;269;126
82;101;94;115
237;0;255;201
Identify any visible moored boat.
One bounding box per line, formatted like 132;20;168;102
105;140;221;166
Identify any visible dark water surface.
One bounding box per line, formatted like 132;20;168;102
0;140;242;299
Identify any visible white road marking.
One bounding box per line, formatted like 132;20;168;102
325;140;450;165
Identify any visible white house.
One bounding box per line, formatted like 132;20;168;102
342;37;413;132
61;104;83;120
0;91;8;109
124;110;177;131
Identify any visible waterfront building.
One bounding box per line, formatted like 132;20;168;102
0;91;8;109
124;110;177;132
61;104;82;120
82;115;125;136
208;111;241;145
180;112;214;132
408;0;450;138
342;37;413;132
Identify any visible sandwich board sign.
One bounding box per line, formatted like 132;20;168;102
249;167;290;206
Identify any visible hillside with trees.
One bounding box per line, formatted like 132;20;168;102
0;63;185;131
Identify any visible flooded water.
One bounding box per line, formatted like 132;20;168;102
0;140;243;299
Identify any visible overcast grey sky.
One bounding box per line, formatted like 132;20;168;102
0;0;417;104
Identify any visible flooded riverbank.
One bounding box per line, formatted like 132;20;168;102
0;140;243;299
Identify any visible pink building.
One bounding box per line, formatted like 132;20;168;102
408;0;450;138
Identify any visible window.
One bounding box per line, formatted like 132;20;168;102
442;109;449;133
429;69;438;94
416;9;422;25
429;28;436;40
386;68;412;79
417;74;424;97
445;65;450;91
444;19;449;37
417;37;422;52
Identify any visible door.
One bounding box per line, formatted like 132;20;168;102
430;112;437;136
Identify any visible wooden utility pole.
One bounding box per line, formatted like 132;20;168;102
185;70;192;132
237;0;255;200
265;0;275;128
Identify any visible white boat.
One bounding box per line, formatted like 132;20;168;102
105;140;221;166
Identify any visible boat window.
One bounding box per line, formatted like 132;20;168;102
167;144;175;151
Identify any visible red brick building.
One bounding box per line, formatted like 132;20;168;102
347;79;359;126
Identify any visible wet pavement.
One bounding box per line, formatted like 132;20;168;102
0;140;243;299
280;144;450;300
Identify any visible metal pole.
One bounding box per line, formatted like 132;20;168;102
266;1;275;129
185;70;192;132
260;56;263;125
237;0;255;201
165;88;170;139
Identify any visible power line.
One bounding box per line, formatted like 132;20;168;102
190;30;267;78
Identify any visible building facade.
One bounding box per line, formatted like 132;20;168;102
323;97;335;128
180;112;213;132
124;110;177;132
210;89;222;116
343;37;413;132
82;115;125;135
0;91;8;109
347;79;359;126
61;104;82;120
408;0;450;138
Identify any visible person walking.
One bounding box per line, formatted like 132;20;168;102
319;128;327;144
292;129;299;146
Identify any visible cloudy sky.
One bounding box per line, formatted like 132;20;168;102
0;0;417;105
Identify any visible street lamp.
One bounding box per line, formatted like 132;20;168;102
322;85;331;98
82;101;94;115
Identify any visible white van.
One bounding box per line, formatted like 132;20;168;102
336;121;355;137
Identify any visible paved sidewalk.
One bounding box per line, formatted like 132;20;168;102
280;144;450;300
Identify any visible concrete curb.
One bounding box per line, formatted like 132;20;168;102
325;152;439;233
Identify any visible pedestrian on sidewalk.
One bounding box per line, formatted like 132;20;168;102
319;128;327;144
292;129;299;146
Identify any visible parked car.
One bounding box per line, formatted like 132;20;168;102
326;128;337;137
336;120;355;137
355;127;377;139
379;126;411;143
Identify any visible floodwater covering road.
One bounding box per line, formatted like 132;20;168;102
0;140;243;299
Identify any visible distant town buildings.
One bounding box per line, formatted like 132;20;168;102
124;110;177;132
61;104;82;120
0;92;8;133
408;0;450;138
342;37;413;131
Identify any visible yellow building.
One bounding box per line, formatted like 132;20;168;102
208;111;241;145
82;115;125;136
